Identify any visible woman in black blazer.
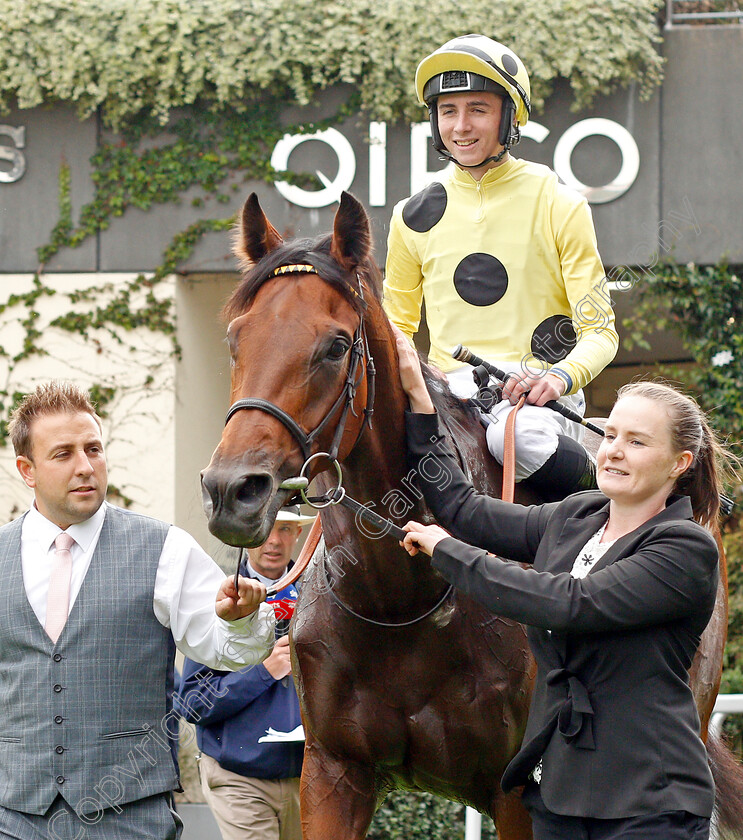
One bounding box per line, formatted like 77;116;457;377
394;330;734;840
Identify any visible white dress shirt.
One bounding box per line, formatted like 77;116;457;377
20;502;275;670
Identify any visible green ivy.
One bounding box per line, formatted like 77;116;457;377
622;260;743;452
368;790;466;839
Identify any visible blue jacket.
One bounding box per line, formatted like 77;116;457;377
174;581;303;780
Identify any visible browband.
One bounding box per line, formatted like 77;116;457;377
268;263;319;277
268;263;363;301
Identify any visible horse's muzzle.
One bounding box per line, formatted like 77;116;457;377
200;466;275;547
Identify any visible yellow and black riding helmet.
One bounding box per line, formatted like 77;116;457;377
415;34;531;167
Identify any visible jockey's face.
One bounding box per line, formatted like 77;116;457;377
436;91;506;177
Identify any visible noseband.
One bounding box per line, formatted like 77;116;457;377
224;263;376;468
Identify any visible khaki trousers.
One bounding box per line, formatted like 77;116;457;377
199;753;301;840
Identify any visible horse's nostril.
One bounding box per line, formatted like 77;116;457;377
201;478;215;517
235;473;272;507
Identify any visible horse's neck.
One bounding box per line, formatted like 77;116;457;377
318;313;497;608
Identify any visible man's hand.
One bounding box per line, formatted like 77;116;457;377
216;575;267;621
263;635;292;680
501;371;566;407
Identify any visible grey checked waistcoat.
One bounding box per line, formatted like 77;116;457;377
0;505;178;816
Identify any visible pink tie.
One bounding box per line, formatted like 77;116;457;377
45;533;75;643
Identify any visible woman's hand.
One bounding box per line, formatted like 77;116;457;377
401;520;451;557
390;322;436;414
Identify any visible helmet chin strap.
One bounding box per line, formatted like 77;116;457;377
438;145;509;169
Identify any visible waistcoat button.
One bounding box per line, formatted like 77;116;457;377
53;684;63;693
54;715;64;724
53;653;63;662
56;776;65;784
55;745;64;754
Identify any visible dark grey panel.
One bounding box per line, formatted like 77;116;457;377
518;79;660;268
100;81;662;272
661;27;743;263
99;87;374;273
0;106;97;272
612;286;689;366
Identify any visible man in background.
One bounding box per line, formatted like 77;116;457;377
176;506;314;840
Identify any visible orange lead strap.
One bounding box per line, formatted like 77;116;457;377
501;394;526;503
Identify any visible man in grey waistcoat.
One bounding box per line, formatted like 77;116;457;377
0;381;276;840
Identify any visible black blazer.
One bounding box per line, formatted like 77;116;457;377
407;412;719;820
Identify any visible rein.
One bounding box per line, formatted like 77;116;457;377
319;550;454;628
501;394;527;503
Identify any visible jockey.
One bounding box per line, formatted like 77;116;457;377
384;34;619;500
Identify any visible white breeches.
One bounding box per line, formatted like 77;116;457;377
446;363;586;481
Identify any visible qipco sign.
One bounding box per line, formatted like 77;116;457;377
271;118;640;209
0;125;26;183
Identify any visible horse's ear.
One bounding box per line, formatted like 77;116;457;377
330;192;372;272
233;193;284;268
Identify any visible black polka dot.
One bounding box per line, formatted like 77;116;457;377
402;182;447;232
501;54;519;77
531;315;577;364
453;253;509;306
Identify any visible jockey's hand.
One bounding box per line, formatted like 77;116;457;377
502;372;566;407
390;323;435;414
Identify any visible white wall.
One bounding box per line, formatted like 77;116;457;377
0;273;176;524
174;272;238;570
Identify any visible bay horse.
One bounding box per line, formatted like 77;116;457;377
200;191;737;838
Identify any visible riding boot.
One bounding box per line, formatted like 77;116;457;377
524;435;596;503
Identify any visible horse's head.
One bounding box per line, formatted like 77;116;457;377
201;191;381;546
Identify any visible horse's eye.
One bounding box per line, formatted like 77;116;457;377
327;337;350;360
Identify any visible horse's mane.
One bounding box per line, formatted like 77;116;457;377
421;361;480;426
223;233;383;321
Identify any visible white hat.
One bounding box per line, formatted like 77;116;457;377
275;504;316;525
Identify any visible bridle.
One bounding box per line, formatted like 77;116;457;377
224;263;376;468
224;261;454;627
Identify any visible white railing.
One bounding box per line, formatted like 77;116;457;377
709;692;743;738
666;0;743;27
464;693;743;839
464;807;482;840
